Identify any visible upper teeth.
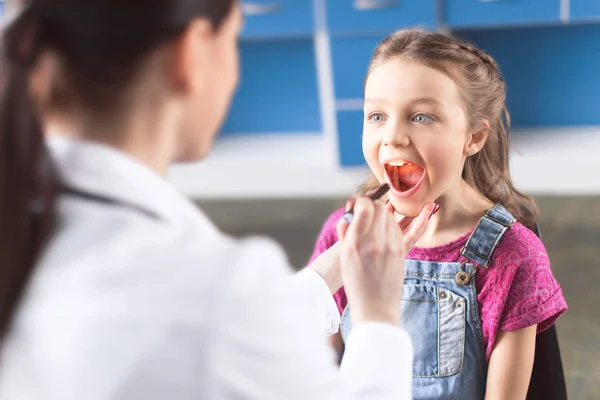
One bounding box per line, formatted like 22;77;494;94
388;161;410;166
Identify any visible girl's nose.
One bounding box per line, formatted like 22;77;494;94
382;125;410;147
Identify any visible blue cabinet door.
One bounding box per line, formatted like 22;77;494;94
326;0;437;37
337;110;366;166
240;0;314;39
445;0;561;28
330;36;384;100
570;0;600;20
330;37;383;166
459;24;600;127
220;39;322;136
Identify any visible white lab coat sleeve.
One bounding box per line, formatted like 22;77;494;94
207;236;413;400
292;267;341;337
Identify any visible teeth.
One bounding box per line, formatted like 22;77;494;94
388;160;411;167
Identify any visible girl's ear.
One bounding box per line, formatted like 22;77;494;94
464;119;489;156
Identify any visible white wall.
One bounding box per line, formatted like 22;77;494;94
168;127;600;199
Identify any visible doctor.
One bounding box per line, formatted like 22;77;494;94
0;1;434;399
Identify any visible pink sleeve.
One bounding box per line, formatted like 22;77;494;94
307;207;348;314
307;207;343;264
496;226;568;333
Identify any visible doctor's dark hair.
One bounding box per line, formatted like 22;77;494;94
0;0;235;340
355;29;539;229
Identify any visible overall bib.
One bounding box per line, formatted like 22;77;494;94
340;205;516;400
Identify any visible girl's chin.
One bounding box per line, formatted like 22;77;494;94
389;196;429;218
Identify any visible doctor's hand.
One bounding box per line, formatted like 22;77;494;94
337;197;434;326
337;199;437;253
308;200;434;296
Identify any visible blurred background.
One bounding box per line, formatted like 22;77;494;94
3;0;598;398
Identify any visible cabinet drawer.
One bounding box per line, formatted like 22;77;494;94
336;110;366;166
326;0;437;37
220;40;322;135
445;0;560;28
331;37;384;100
571;0;600;20
240;0;314;39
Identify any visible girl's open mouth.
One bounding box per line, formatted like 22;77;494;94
384;160;426;198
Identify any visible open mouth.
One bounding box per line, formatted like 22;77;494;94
384;160;426;194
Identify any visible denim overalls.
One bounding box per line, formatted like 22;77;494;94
340;205;516;400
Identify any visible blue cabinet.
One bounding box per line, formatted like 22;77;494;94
445;0;561;28
570;0;600;20
326;0;437;37
460;24;600;127
330;37;384;99
220;40;322;135
330;37;384;166
337;111;366;166
224;0;600;173
240;0;314;39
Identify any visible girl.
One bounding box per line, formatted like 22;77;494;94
310;29;568;400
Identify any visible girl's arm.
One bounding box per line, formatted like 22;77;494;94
485;325;537;400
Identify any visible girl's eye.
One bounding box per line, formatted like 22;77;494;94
412;113;435;124
368;113;387;123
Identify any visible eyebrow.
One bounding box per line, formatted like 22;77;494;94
364;97;445;108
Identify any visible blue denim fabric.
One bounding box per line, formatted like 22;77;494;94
340;205;516;400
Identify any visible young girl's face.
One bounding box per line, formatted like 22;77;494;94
362;58;471;217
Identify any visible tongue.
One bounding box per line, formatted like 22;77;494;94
399;164;423;188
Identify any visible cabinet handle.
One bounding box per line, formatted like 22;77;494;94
241;2;283;15
353;0;399;10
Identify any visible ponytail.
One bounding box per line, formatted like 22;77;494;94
0;12;58;340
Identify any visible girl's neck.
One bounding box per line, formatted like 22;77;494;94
413;180;493;249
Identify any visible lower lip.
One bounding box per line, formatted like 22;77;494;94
387;170;427;199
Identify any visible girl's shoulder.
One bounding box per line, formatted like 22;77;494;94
308;207;347;314
482;220;567;337
491;220;549;267
308;207;344;264
322;207;346;236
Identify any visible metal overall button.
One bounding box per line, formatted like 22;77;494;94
455;261;471;286
439;291;448;299
455;271;471;285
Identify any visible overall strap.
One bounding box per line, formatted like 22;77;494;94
460;205;516;267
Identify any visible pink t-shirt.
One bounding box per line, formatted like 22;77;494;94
308;207;568;361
